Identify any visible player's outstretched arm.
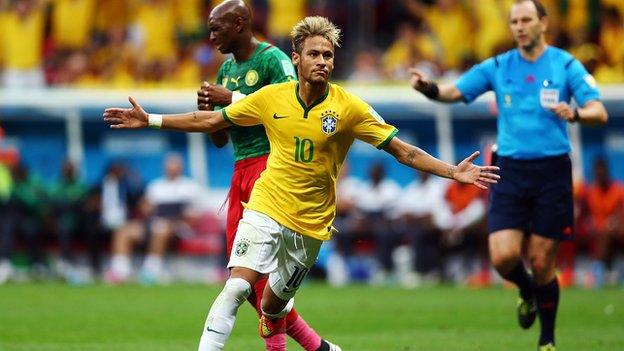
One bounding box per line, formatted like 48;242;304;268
409;67;463;103
103;96;231;133
383;137;500;189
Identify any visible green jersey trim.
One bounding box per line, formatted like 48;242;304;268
376;128;399;149
221;109;236;125
295;83;330;119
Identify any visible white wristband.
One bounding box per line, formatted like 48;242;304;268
231;91;246;103
148;114;163;129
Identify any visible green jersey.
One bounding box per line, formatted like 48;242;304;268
215;42;296;161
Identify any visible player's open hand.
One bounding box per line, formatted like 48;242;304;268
408;67;430;91
103;96;148;129
453;151;500;190
198;81;233;108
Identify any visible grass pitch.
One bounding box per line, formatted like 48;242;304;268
0;282;622;350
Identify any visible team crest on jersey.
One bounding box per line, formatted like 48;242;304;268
235;238;250;257
245;70;259;86
321;110;338;135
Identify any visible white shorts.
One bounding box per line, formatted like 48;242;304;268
228;209;322;300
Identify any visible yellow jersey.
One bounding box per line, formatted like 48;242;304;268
0;7;44;69
222;81;398;241
52;0;95;49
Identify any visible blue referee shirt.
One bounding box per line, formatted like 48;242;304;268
456;46;600;159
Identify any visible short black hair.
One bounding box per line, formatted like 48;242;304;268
516;0;547;18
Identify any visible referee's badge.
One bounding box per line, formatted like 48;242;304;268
235;238;250;257
321;111;338;135
504;94;512;106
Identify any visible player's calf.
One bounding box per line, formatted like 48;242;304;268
259;298;293;338
198;278;251;350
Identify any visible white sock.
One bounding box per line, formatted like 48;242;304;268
142;254;163;275
198;278;251;351
111;254;131;279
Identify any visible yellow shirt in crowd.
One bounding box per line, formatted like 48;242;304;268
94;0;132;32
175;0;202;35
135;0;176;62
422;3;473;69
222;81;398;241
267;0;306;38
51;0;96;49
0;6;44;69
472;0;512;60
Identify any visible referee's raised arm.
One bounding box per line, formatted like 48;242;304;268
408;67;464;103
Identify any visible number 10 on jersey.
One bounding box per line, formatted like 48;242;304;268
294;137;314;163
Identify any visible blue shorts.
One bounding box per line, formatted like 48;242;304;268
488;154;573;241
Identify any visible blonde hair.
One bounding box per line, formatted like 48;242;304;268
290;16;341;53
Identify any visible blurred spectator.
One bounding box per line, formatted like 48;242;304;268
393;171;449;285
580;157;624;289
0;163;48;281
130;0;179;84
347;49;383;84
439;180;487;284
0;0;46;88
176;0;203;36
469;0;513;61
89;25;137;88
561;0;590;37
50;0;95;51
326;162;361;286
105;154;203;284
93;0;132;35
602;0;624;17
598;6;623;68
381;21;438;80
0;0;620;86
267;0;307;52
353;163;401;284
402;0;474;70
71;162;142;281
591;48;624;84
47;160;90;281
0;160;13;284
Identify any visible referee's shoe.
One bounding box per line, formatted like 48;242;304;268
517;296;537;329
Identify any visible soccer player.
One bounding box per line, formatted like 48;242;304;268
103;16;500;351
408;1;608;350
195;1;335;351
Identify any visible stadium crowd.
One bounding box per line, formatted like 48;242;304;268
0;0;623;288
0;0;623;88
0;148;622;289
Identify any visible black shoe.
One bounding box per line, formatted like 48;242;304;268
517;296;537;329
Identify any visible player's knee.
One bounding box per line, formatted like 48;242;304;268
490;250;520;272
222;278;252;306
261;297;294;318
529;256;555;283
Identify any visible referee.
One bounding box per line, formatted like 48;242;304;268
409;1;608;350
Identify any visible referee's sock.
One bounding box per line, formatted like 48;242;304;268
535;278;559;346
502;262;533;300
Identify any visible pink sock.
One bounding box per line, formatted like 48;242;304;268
287;316;322;351
264;333;287;351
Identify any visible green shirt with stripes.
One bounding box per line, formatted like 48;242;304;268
214;42;296;161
